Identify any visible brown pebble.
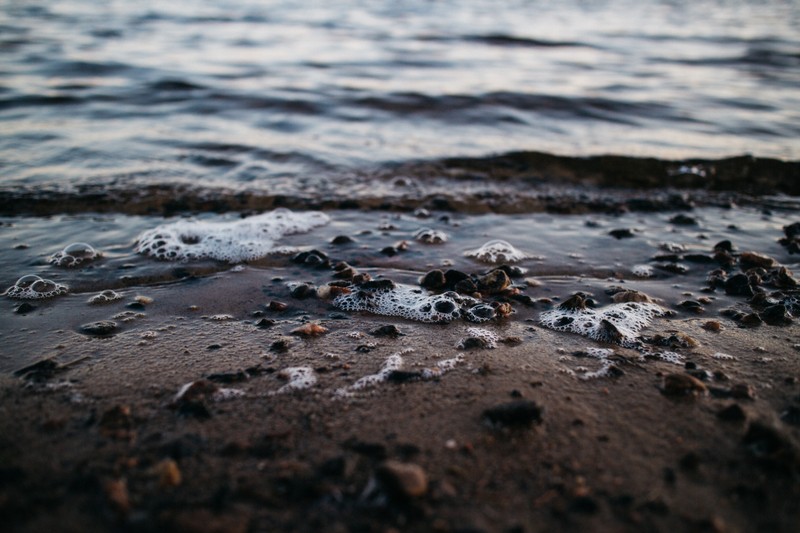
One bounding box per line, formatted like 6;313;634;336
739;251;776;269
291;323;328;337
483;400;544;428
730;383;757;400
268;301;288;311
376;460;428;498
154;459;182;488
103;478;130;514
611;290;654;303
661;373;708;397
739;313;763;328
702;320;722;332
98;405;135;440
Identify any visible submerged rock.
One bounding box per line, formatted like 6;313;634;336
483;400;544;428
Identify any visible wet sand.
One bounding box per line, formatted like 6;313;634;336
2;262;799;532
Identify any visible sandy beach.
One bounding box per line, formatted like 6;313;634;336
2;240;799;532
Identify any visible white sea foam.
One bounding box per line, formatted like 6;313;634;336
335;349;410;397
136;208;330;263
465;240;529;264
539;301;666;348
273;367;317;394
50;242;100;267
332;282;495;323
5;275;68;300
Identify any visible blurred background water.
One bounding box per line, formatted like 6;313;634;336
1;0;798;197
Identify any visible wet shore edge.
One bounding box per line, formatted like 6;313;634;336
1;151;798;217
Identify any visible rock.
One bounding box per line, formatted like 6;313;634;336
482;400;544;428
724;274;754;297
376;461;428;498
370;325;402;337
760;304;792;326
611;290;653;303
742;422;798;465
739;251;776;270
13;359;60;381
419;269;446;290
780;406;800;426
476;269;511;294
730;383;757;400
80;320;118;335
290;283;316;299
268;301;288;311
290;323;328;337
256;318;275;328
661;373;708;397
669;214;697;225
717;404;747;422
154;458;182;487
270;339;291;352
14;302;36;314
292;249;330;268
714;240;735;252
739;313;763;328
103;478;130;514
609;228;635;239
702;320;722;332
331;235;355;245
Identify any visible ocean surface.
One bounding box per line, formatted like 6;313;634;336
1;1;800;371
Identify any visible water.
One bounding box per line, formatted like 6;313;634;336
1;0;799;199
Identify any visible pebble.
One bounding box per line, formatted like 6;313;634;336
290;323;328;337
331;235;355;245
661;373;708;397
268;301;288;311
80;320;118;335
14;302;36;314
669;214;697;225
609;228;635;239
482;400;544;428
739;251;776;270
103;478;130;514
376;460;428;498
702;320;722;332
371;324;402;337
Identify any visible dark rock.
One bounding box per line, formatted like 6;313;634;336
80;320;118;335
739;313;763;328
559;293;587;311
206;344;222;350
331;235;355;245
419;269;446;290
290;284;316;299
742;422;798;465
730;383;757;400
444;269;469;287
256;318;275;328
460;337;492;350
609;228;635;239
739;251;776;270
454;278;478;294
267;301;288;311
380;246;398;256
270;339;290;352
13;359;60;381
371;324;402;337
656;262;689;275
760;304;792;326
669;214;697;225
476;269;511;294
482;400;544;428
207;371;249;384
358;279;396;292
725;273;754;297
679;300;705;313
14;302;36;314
292;249;330;268
126;301;146;310
717;404;747;422
713;240;735;252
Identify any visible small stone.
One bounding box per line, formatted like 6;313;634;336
154;458;182;487
476;269;511;294
482;400;544;428
611;290;653;303
268;301;288;311
419;270;446;290
80;320;118;336
270;339;291;352
14;302;36;314
609;228;635;239
739;313;763;328
103;478;130;514
99;405;135;440
669;214;697;225
760;304;792;326
739;251;776;270
290;284;316;299
371;325;402;337
661;373;708;397
331;235;355;245
730;383;756;400
702;320;722;332
376;461;428;498
290;323;328;337
256;318;275;328
780;406;800;426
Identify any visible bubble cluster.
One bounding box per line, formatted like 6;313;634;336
414;228;448;244
50;242;100;267
539;300;667;348
336;350;410;397
332;282;495;323
457;327;499;349
88;290;122;305
136;208;330;263
465;240;530;264
5;275;68;300
632;265;655;278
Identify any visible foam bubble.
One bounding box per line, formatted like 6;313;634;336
136;208;330;263
632;265;655;278
421;355;465;379
5;275;68;300
414;228;448;244
88;290;122;305
465;240;530;264
332;281;495;323
50;242;100;267
457;327;499;349
711;352;736;360
539;299;667;348
272;367;317;394
336;349;410;397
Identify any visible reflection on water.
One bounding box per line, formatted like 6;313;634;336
0;0;798;196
